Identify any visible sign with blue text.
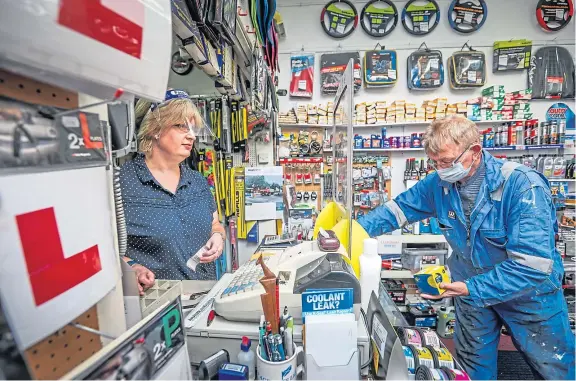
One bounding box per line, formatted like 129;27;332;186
301;288;354;321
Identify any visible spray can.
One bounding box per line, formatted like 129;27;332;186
507;123;514;145
559;120;566;144
550;121;558;144
524;121;532;145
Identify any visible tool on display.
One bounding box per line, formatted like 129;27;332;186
401;0;440;36
448;0;488;34
407;43;444;90
320;0;359;38
536;0;574;32
360;0;398;37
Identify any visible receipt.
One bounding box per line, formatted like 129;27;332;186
187;247;207;271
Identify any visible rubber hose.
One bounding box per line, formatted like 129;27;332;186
113;167;128;256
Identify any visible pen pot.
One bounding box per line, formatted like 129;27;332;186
256;344;304;381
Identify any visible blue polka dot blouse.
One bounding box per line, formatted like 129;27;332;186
120;153;217;280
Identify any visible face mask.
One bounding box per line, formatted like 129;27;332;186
436;152;478;183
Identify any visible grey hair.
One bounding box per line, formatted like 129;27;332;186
423;116;481;154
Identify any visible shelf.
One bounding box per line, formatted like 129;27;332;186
354;147;424;152
381;270;414;279
279;120;526;129
484;144;565;151
379;234;447;244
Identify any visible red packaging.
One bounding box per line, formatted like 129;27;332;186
290;54;314;98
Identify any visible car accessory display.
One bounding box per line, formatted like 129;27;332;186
290;54;314;98
448;43;486;89
360;0;399;37
407;43;444;90
492;39;532;72
320;0;359;38
401;0;440;35
448;0;487;33
536;0;574;32
364;47;397;87
529;46;575;99
320;52;362;94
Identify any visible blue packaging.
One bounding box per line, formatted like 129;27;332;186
354;134;363;149
219;363;249;380
381;127;387;139
419;218;431;234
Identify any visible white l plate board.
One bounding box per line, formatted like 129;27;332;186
0;166;119;349
0;0;172;101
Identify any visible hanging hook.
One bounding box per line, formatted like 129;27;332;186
301;44;305;52
418;42;429;51
461;41;472;51
237;6;248;16
374;42;382;50
245;25;256;34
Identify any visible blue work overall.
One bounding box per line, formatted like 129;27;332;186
359;152;575;380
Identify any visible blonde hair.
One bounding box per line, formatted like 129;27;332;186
135;97;203;154
423;116;480;154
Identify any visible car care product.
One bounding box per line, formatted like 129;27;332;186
416;365;449;381
404;159;410;181
426;345;456;369
237;336;255;380
441;366;472;380
411;159;420;180
360;238;381;311
409;346;436;368
558;120;566;144
354;134;363;149
403;346;418;375
382;279;407;305
543;155;554;178
397;327;423;347
437;306;456;339
406;303;438;328
420;160;428;179
417;328;441;349
553;156;566;179
413;266;450;296
536;155;546;174
550;120;559;144
515;122;523;144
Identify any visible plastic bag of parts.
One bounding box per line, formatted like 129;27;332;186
529;46;575;99
448;49;486;89
407;48;444;90
290;54;314;98
364;49;398;88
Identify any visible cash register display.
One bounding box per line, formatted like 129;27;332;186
293;253;361;304
293;256;331;291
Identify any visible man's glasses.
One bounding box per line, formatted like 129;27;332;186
428;144;473;169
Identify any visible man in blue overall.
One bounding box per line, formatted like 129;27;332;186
359;116;574;380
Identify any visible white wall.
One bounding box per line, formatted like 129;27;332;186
276;0;576;197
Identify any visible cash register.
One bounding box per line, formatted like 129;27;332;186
184;231;369;370
213;230;362;323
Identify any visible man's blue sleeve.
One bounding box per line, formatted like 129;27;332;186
466;174;562;307
358;175;436;237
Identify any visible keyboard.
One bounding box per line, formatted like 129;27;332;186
184;273;232;329
220;257;270;298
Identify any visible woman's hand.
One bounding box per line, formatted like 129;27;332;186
132;264;155;295
201;233;224;263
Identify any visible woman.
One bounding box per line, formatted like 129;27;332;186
120;89;225;294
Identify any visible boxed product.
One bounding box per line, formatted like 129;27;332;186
509;89;532;100
416;107;426;117
467;97;482;105
467;105;481;120
481;109;493;120
482;85;506;97
435;97;448;108
514;103;531;112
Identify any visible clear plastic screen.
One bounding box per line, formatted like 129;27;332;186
331;59;355;255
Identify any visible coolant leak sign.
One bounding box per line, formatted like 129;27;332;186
301;289;353;318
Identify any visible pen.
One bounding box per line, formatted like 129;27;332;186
274;334;285;361
207;310;216;327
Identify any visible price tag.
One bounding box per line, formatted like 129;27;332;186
463;12;473;24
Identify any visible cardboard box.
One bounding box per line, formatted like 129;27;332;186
482;85;506;97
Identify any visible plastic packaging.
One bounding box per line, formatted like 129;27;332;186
543;156;554;178
360;238;382;311
237;336;255;380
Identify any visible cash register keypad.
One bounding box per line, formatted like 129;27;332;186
220;258;268;298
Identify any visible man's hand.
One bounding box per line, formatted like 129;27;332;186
421;281;469;300
132;264;155;296
201;233;224;263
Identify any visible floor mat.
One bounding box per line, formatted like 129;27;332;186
497;351;538;380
